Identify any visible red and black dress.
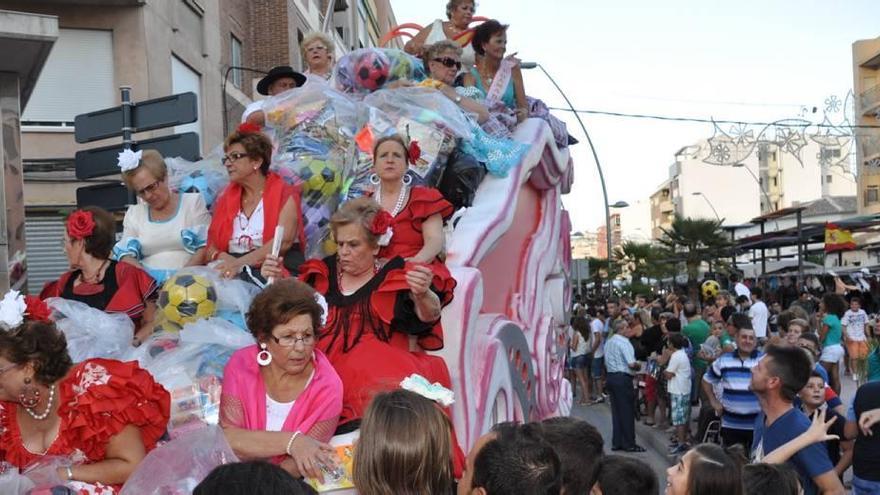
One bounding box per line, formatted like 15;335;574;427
40;260;158;331
374;186;456;350
0;359;170;493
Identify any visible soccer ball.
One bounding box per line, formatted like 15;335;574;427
354;50;390;91
299;158;343;205
701;280;721;301
157;273;218;325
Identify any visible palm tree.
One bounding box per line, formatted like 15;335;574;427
613;241;663;282
658;216;731;297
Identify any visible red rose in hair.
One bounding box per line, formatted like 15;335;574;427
67;210;96;240
237;122;262;135
407;140;421;164
24;296;51;323
370;210;393;236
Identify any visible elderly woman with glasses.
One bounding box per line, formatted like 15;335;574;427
300;32;335;85
220;279;342;481
114;149;211;284
204;124;306;283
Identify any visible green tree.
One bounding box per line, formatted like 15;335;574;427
658;216;731;297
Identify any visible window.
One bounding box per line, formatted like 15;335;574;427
23;29;114;125
772;177;778;186
822;148;842;160
171;56;202;140
230;35;243;88
867;186;879;206
826;175;833;184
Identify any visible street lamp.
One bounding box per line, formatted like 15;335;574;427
691;192;721;222
521;61;618;295
731;163;773;212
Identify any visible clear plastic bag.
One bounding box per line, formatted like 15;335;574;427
334;48;426;96
363;87;473;183
263;85;364;258
46;298;134;363
157;266;260;328
0;462;35;495
120;425;239;495
166;146;229;210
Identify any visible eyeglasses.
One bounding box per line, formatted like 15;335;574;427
222;152;249;165
136;179;163;197
271;333;316;347
433;57;462;70
306;45;328;53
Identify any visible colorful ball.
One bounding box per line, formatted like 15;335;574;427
157;273;218;325
354;50;390;91
701;280;721;300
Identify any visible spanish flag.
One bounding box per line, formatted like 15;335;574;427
825;222;856;253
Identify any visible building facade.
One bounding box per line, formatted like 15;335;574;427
4;0;398;291
854;36;880;214
649;137;855;239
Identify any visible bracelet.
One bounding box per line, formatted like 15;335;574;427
66;466;74;481
285;430;302;457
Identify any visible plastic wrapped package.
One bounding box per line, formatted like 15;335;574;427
121;331;181;368
45;298;134;363
120;425;238;495
0;462;35;495
363;87;473;184
166;146;229;210
156;266;260;330
263;85;364;258
334;48;426;96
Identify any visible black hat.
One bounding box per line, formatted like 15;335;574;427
256;66;307;96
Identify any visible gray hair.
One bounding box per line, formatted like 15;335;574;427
300;32;333;60
424;40;462;66
446;0;475;19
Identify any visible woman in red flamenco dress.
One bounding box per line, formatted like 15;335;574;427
0;296;169;493
369;134;456;351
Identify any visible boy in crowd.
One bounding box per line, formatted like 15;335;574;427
665;333;692;455
797;371;852;479
589;455;658;495
842;296;869;382
539;417;604;494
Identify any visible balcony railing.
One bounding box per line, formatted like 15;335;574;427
863;134;880;164
862;84;880;117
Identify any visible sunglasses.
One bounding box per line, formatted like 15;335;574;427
433;57;462;70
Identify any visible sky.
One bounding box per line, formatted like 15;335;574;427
389;0;880;232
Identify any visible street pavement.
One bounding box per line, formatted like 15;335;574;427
568;372;860;495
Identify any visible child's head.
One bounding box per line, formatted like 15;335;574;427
797;371;826;410
664;443;744;495
538;417;604;494
354;389;454;495
194;461;318;495
742;463;800;495
851;297;862;311
463;422;562;495
711;321;724;337
589;455;658;495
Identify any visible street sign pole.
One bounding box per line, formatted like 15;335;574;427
120;86;135;204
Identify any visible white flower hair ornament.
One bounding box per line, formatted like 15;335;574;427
0;290;27;330
377;228;394;247
314;292;328;327
117;149;142;173
400;374;455;407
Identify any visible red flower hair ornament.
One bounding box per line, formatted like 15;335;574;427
25;296;51;323
370;210;394;247
407;140;421;165
237;122;262;135
66;210;96;240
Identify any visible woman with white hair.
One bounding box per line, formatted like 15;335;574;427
300;32;335;85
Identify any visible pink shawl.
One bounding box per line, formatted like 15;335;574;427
221;345;343;459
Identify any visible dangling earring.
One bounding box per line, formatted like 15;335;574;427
20;377;40;409
369;173;380;185
402;174;412;186
256;342;272;366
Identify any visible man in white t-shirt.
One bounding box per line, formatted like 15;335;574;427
731;273;751;299
749;287;769;341
241;65;307;125
590;308;607;403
